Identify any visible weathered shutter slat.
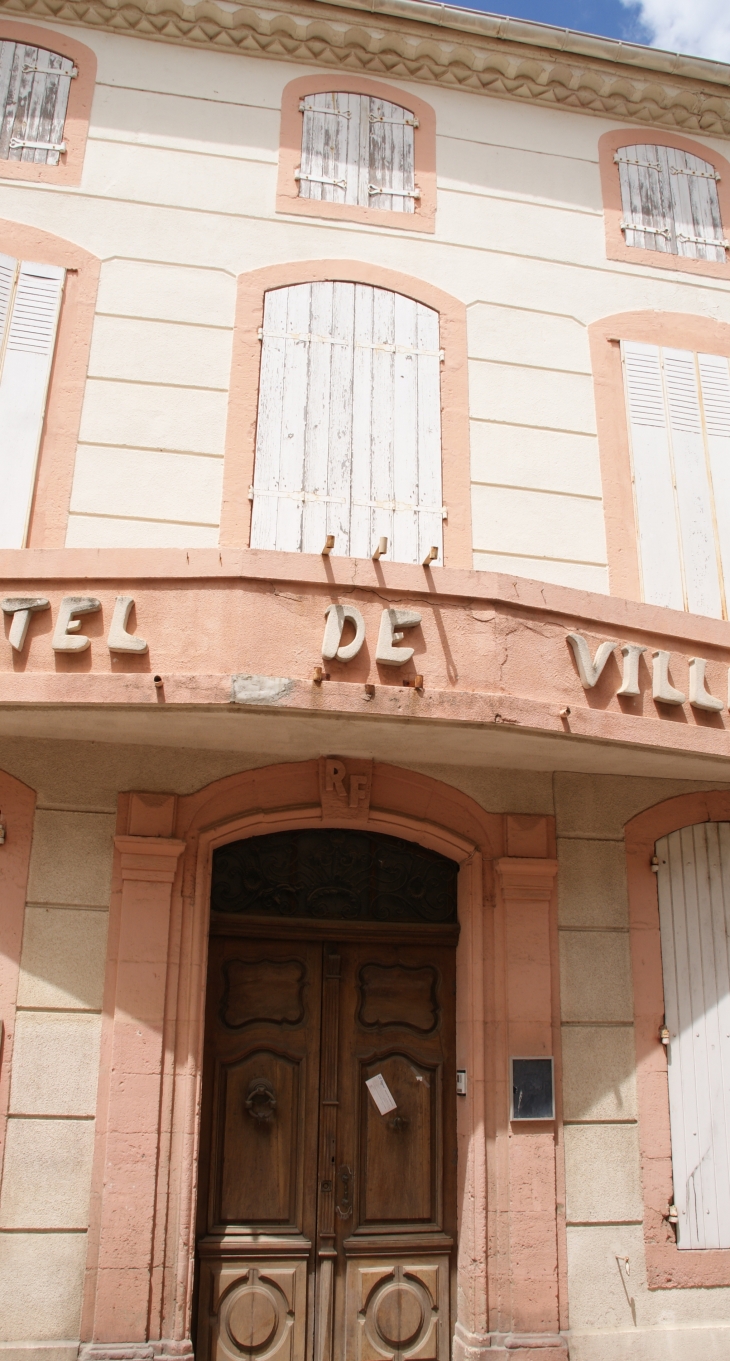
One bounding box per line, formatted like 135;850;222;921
277;282;311;551
301;279;334;554
416;301;443;561
0;42;16;156
370;286;396;553
667;147;725;262
349;282;374;559
251;282;442;563
250;287;289;551
326;282;356;552
657;823;730;1249
621;341;684;609
392;292;419;563
662;347;722;618
0;260;64;548
617;144;672;253
698;353;730;605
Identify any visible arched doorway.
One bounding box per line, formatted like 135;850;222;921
194;827;459;1361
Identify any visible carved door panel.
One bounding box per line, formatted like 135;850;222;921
196;936;455;1361
329;942;456;1361
196;938;322;1361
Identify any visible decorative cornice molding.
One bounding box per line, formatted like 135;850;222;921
2;0;730;138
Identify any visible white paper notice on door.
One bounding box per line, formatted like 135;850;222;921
365;1074;397;1115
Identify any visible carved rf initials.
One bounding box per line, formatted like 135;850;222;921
319;757;373;818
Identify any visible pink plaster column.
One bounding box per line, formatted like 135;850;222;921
82;828;185;1359
495;856;565;1361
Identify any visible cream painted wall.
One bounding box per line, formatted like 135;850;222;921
1;21;726;585
0;807;113;1356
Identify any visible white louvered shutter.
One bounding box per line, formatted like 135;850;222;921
250;281;443;563
297;93;417;212
656;823;730;1249
616;144;726;261
662;348;722;618
0;40;75;166
698;353;730;598
621;341;684;609
621;341;730;618
0;257;65;548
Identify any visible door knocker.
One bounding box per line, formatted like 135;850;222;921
245;1077;277;1122
335;1165;353;1219
388;1114;410;1132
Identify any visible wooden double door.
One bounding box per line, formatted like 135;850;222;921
196;929;456;1361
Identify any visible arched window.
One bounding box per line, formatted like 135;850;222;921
616;143;726;262
0;38;76;165
249;281;444;563
297;93;418;214
655;821;730;1249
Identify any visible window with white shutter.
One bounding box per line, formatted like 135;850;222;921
297;94;418;213
616;144;727;262
0;39;76;165
655;822;730;1249
621;340;730;618
0;253;65;548
250;281;444;563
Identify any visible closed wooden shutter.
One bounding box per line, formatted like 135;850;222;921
298;93;417;213
655;823;730;1249
0;257;65;548
616;145;726;261
0;40;75;166
250;281;443;563
621;340;730;618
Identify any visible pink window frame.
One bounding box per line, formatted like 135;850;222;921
0;21;96;187
598;127;730;282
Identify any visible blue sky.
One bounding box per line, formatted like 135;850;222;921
440;0;730;61
449;1;645;43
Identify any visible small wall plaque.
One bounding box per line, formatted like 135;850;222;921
510;1057;554;1121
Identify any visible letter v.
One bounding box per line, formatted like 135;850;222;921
566;633;618;689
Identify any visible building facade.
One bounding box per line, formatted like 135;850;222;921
1;2;730;1358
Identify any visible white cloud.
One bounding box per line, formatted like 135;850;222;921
621;0;730;62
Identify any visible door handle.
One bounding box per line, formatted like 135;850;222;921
335;1165;353;1219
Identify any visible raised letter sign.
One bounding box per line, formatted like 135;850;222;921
107;596;148;654
376;608;421;667
52;597;101;653
652;650;686;705
688;657;724;712
566;632;617;688
1;597;49;651
321;603;365;662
